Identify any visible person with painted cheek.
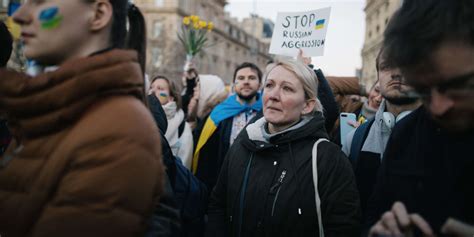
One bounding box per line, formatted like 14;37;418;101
207;58;361;237
0;1;165;236
150;75;194;170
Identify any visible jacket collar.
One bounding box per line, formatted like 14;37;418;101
242;112;328;151
0;49;145;139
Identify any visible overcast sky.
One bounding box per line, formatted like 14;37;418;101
225;0;366;77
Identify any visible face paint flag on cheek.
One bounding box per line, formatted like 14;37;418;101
39;7;63;30
159;92;169;99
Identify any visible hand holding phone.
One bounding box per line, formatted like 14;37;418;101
340;112;357;140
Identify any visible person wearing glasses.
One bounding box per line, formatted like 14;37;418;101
367;0;474;236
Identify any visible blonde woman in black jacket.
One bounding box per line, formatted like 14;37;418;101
207;58;361;237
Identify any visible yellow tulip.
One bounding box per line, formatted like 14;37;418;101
193;22;201;30
199;20;207;28
190;15;200;23
207;22;214;31
183;17;191;26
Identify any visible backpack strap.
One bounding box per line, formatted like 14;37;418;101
312;138;329;237
349;118;375;169
178;119;186;138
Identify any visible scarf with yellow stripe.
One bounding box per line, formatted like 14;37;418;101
192;94;262;173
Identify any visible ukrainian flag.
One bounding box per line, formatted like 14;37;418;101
192;94;262;174
315;19;325;30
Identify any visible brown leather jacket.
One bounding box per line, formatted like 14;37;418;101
0;50;164;237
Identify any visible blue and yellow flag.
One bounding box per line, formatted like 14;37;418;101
315;19;325;30
192;94;262;173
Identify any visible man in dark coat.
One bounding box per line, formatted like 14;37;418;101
0;21;13;156
367;0;474;236
193;63;263;191
342;46;421;218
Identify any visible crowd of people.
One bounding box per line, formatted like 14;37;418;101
0;0;473;236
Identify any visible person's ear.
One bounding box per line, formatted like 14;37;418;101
89;0;113;32
302;99;316;115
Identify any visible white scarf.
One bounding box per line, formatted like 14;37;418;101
163;101;178;120
164;102;182;144
163;102;193;169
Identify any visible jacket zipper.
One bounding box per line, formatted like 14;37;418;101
271;170;287;217
236;154;254;237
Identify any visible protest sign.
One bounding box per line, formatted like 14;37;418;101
269;7;331;57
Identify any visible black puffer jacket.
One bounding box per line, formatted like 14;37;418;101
207;113;361;237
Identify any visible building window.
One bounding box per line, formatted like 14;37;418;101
151;47;162;68
155;0;164;6
368;31;372;39
152;20;163;38
376;25;380;33
385;18;389;25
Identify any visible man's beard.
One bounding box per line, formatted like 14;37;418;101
237;91;258;103
383;90;419;105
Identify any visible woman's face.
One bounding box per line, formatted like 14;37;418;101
368;82;382;110
13;0;97;64
263;66;315;132
151;79;174;105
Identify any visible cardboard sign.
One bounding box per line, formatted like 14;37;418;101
269;7;331;57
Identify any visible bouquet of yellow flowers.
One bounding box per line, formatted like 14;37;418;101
178;15;214;58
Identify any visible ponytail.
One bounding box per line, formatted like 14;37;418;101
107;0;146;73
127;4;146;73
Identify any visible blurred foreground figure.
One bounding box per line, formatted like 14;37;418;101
368;0;474;236
0;1;164;236
0;21;13;156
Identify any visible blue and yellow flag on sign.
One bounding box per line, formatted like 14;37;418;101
192;93;262;173
6;2;21;40
315;19;325;30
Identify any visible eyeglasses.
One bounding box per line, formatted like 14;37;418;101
413;72;474;100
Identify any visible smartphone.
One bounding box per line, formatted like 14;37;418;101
340;112;357;140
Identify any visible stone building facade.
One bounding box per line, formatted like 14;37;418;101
361;0;401;89
134;0;273;84
1;0;273;85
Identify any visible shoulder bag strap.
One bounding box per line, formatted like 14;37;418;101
312;138;329;237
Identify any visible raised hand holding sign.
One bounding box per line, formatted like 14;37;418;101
269;7;331;57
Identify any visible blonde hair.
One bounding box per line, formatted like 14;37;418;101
264;57;323;113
